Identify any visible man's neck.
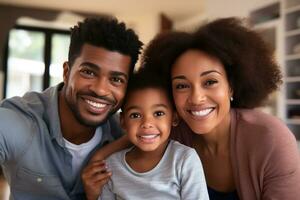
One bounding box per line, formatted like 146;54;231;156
58;90;95;145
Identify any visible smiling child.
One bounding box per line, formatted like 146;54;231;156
98;69;209;200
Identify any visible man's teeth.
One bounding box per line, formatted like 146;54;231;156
85;99;106;108
191;108;213;117
140;134;158;139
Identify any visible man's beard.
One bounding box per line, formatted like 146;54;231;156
64;91;117;128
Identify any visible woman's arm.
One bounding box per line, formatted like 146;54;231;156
261;127;300;199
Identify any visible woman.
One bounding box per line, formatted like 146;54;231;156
141;17;300;199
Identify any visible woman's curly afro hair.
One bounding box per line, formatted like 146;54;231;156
141;17;282;108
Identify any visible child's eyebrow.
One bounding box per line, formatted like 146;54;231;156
124;106;140;112
152;104;168;109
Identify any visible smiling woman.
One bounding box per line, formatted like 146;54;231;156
141;17;300;200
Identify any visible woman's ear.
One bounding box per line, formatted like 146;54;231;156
172;111;180;127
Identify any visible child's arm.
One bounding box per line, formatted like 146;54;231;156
180;149;209;200
82;135;131;200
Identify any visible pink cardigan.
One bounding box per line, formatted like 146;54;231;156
171;109;300;200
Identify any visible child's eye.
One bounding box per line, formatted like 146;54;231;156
204;80;218;86
129;113;141;119
154;111;165;117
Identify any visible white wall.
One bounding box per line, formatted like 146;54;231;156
174;0;278;31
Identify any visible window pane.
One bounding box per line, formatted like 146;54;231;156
50;34;70;86
6;29;45;98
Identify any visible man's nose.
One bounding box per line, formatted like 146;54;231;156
90;76;110;96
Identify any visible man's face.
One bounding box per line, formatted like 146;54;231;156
63;44;131;127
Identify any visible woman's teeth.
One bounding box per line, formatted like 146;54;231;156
191;108;213;117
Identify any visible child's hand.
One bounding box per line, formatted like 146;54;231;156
81;160;112;200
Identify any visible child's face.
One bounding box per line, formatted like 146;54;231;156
121;88;174;152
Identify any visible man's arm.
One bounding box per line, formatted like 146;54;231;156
82;135;131;200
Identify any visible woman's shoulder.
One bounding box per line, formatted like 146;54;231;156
233;108;291;137
232;108;297;155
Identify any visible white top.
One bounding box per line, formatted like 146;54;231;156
64;128;102;176
99;140;209;200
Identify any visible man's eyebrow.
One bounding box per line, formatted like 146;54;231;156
110;71;128;80
80;62;128;80
80;62;100;70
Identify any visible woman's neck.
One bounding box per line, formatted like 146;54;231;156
194;112;231;156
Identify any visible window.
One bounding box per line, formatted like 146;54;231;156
3;26;70;98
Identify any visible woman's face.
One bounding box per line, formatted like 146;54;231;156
171;50;232;134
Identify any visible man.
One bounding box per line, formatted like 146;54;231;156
0;17;142;199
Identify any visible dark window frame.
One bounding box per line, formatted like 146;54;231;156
3;25;70;98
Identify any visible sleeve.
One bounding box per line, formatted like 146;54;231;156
99;180;115;200
0;108;33;165
180;149;209;200
261;123;300;200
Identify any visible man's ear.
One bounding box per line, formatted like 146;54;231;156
63;61;70;83
172;111;180;127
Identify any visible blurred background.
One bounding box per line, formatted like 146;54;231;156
0;0;299;198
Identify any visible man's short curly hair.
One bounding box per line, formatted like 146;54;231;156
69;16;143;73
142;17;282;108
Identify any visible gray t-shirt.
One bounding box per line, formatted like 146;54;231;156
99;140;209;200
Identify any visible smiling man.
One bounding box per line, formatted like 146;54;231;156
0;17;142;200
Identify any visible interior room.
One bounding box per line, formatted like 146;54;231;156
0;0;299;199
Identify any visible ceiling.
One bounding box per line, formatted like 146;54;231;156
0;0;204;20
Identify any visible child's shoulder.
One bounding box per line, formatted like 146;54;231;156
168;140;198;159
106;146;134;164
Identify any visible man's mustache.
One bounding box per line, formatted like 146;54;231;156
79;91;116;106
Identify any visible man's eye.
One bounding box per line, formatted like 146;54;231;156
81;69;95;76
111;77;124;83
154;111;165;117
129;113;141;119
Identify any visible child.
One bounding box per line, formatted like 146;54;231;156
98;70;209;200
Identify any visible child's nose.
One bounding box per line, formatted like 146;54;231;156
141;117;154;129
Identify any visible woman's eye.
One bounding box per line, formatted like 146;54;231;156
154;111;165;117
204;80;218;86
174;83;188;89
129;113;141;119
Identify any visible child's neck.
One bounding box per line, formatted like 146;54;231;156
125;140;170;173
